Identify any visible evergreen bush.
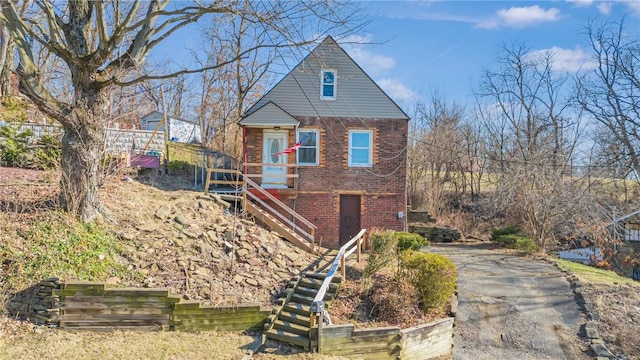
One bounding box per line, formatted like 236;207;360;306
399;251;457;313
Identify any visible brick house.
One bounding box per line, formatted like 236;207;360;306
233;36;408;249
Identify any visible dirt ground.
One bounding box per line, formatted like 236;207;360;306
2;167;639;359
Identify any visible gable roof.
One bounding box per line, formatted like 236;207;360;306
239;101;299;127
244;36;409;120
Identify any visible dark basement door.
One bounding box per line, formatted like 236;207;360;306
339;194;361;246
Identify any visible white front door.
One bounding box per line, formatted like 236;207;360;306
262;131;288;188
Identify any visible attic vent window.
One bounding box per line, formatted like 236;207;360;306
321;69;336;100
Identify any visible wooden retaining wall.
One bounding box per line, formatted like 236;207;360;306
43;281;269;332
53;282;180;330
319;324;401;359
172;301;270;332
399;318;455;359
319;317;454;360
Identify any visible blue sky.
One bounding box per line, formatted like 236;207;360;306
334;0;640;110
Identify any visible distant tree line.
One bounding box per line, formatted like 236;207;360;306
406;19;638;251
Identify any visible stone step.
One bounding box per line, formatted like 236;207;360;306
273;319;310;336
265;328;310;349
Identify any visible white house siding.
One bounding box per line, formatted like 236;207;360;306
239;102;299;127
140;111;201;144
244;37;408;121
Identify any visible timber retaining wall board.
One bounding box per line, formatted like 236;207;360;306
399;317;454;360
319;324;401;359
319;318;454;360
172;301;270;331
46;281;269;332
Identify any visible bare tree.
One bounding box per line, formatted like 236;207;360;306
576;19;640;180
476;43;584;250
0;0;366;221
407;93;465;214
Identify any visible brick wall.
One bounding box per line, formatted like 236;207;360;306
242;117;408;248
294;116;407;195
293;192;405;248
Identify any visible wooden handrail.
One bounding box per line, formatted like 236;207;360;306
309;229;366;332
245;191;314;241
244;176;317;231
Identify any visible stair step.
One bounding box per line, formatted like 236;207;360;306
301;272;342;282
298;277;340;291
274;320;310;336
295;286;337;301
265;328;310;349
290;293;315;305
279;310;311;327
283;302;311;316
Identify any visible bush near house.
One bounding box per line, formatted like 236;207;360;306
394;231;430;252
491;227;537;253
363;230;456;316
0;123;61;170
399;251;457;313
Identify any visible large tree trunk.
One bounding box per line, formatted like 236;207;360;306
0;24;13;98
59;89;110;222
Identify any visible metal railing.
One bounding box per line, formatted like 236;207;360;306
309;229;367;341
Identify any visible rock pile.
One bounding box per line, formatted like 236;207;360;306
5;278;60;326
102;182;318;307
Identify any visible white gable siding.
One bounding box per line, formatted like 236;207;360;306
239;102;299;127
245;38;408;120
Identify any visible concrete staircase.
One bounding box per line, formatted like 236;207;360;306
264;271;342;349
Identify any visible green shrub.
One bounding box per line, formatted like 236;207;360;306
168;160;191;174
0;124;34;167
491;226;523;240
33;134;61;170
394;231;430;252
4;213;126;290
399;251;457;313
491;227;537;253
364;230;398;278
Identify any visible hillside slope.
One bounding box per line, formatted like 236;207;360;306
0;167;317;307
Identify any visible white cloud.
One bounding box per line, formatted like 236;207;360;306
530;46;597;73
566;0;594;7
377;78;418;103
598;2;613;15
495;5;561;28
340;35;396;76
623;0;640;16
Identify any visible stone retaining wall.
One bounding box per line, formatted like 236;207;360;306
5;122;164;154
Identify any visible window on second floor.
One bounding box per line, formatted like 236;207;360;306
297;129;319;165
348;130;373;167
321;69;336;100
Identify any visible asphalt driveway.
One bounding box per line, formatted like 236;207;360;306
427;243;589;360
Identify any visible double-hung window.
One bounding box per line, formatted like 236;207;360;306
321;69;336;100
297;129;319;166
348;130;373;167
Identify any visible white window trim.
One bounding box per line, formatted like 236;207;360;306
348;130;373;167
296;129;319;166
320;69;336;100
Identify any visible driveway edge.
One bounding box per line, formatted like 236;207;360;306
552;262;615;360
